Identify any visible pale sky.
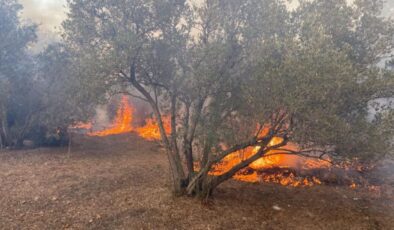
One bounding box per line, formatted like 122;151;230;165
20;0;67;31
19;0;394;30
19;0;67;51
18;0;394;51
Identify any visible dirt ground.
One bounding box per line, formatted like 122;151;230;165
0;134;393;230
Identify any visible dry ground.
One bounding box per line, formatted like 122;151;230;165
0;134;393;230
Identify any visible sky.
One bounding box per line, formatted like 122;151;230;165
19;0;394;27
20;0;67;32
19;0;394;51
19;0;67;51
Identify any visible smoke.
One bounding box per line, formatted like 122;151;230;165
19;0;67;52
19;0;66;31
383;1;394;17
88;96;152;131
367;156;394;198
94;105;110;130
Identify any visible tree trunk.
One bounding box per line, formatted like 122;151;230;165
1;117;9;147
126;61;287;198
127;62;187;194
183;98;205;180
186;134;287;198
68;131;72;156
182;102;194;179
0;129;3;149
0;119;3;149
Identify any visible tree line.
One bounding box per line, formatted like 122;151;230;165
0;0;98;148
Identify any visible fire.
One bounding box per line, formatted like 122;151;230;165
86;96;170;140
88;96;134;136
210;137;332;186
136;116;171;141
71;122;93;130
79;97;361;189
350;183;357;189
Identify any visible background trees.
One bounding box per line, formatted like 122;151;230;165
0;0;95;148
0;0;37;147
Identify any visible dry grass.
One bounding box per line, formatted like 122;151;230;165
0;134;393;229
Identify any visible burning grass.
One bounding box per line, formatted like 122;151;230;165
208;137;332;186
88;96;134;137
85;96;170;140
136;116;171;141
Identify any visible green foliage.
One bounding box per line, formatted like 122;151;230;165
63;0;393;161
0;0;37;146
0;1;96;147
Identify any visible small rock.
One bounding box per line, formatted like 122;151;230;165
34;196;39;201
306;211;314;217
272;205;282;211
23;140;35;148
51;196;58;201
89;219;94;223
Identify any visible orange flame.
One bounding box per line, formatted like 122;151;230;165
87;95;170;140
88;96;134;137
210;136;332;186
136;116;171;141
81;99;355;188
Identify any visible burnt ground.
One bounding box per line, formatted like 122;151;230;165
0;134;393;230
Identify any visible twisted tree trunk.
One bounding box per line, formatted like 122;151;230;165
126;61;289;198
126;62;187;195
189;131;289;198
0;117;9;148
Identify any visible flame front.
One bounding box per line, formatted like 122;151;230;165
210;137;332;186
136;116;171;141
79;98;349;188
89;96;134;137
87;96;170;140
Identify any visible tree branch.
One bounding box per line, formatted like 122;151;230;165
111;90;149;102
211;136;289;188
211;130;275;165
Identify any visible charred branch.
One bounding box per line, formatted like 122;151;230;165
211;135;289;188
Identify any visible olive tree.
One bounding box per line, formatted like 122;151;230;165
63;0;393;197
